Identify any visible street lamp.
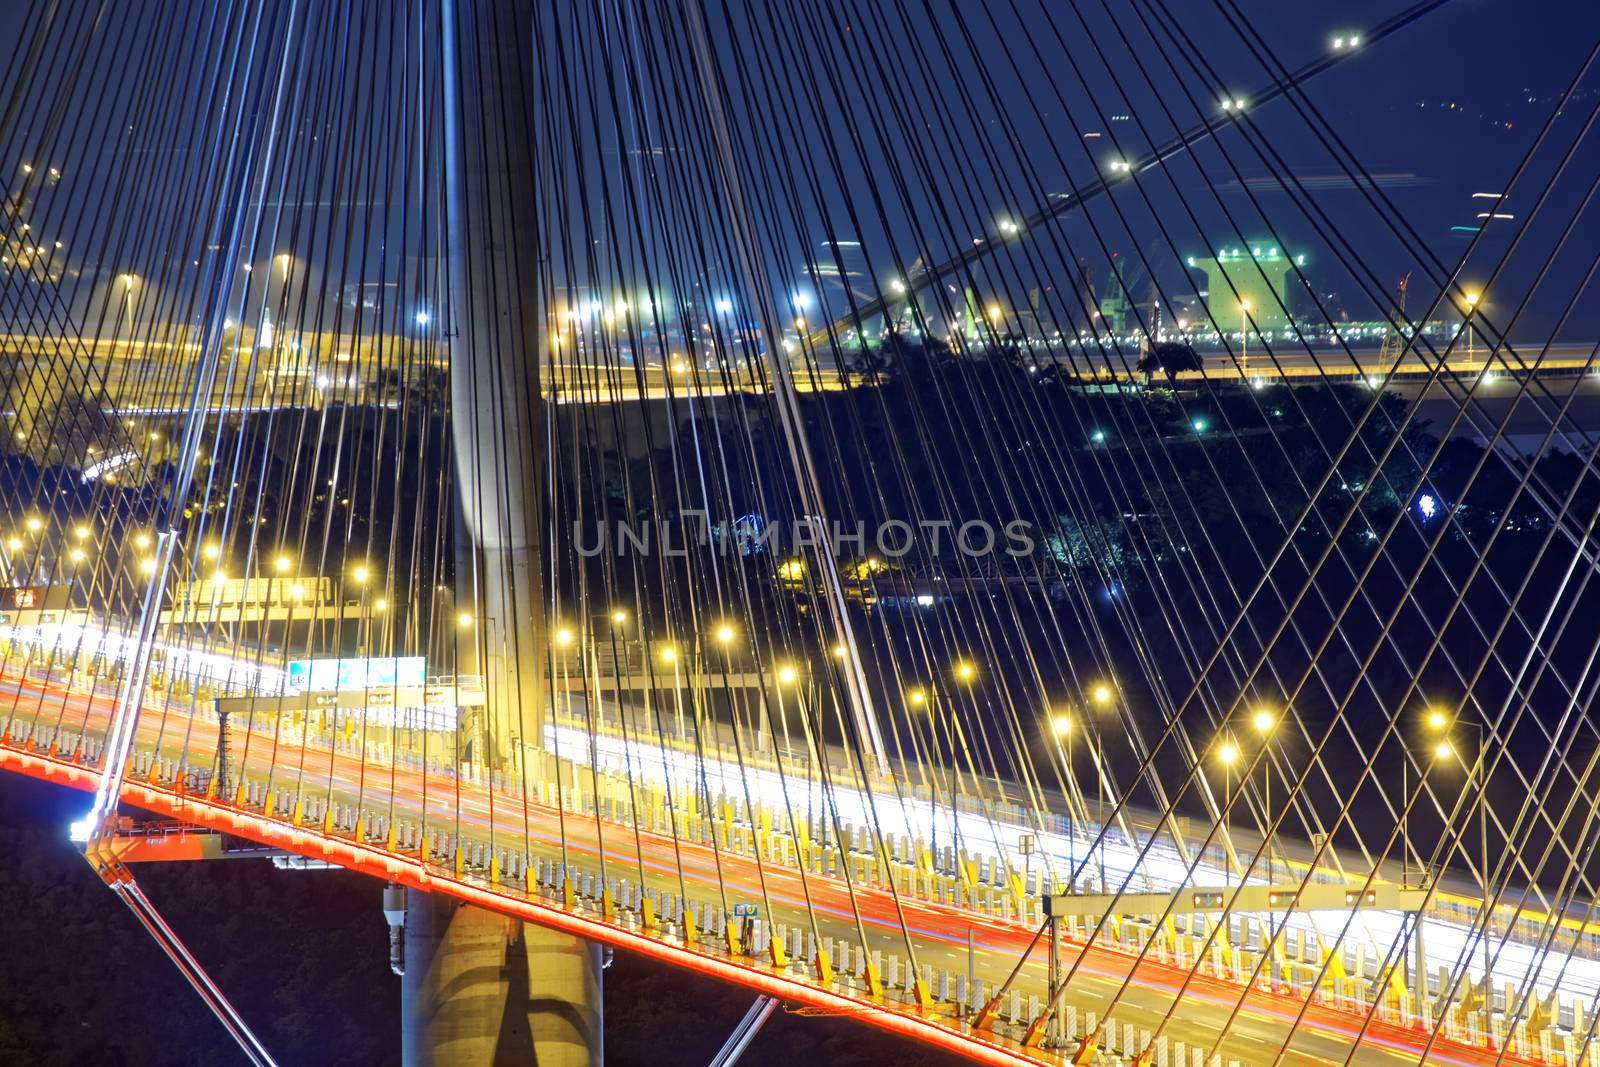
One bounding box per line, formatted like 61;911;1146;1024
1217;740;1240;885
659;644;685;739
1048;712;1080;877
1251;710;1277;881
1239;299;1254;375
1425;710;1490;991
954;660;976;683
1462;292;1481;360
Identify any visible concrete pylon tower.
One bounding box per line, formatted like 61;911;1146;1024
402;2;603;1064
441;0;545;771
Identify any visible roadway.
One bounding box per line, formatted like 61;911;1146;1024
0;654;1565;1066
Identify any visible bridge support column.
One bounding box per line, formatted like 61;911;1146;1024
403;892;603;1067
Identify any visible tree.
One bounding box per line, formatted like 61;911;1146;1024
1138;341;1203;383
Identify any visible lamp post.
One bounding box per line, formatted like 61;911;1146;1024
1239;299;1253;376
1217;739;1240;885
659;644;684;741
1050;713;1077;881
589;609;629;738
1427;710;1489;993
1088;683;1114;885
1463;293;1480;360
910;684;964;871
1251;709;1277;882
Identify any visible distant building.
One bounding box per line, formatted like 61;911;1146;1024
1185;243;1307;333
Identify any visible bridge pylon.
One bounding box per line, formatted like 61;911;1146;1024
406;0;602;1064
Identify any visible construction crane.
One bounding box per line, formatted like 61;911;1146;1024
1378;272;1411;364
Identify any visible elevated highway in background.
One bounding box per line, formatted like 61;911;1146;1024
5;327;1596;428
0;621;1591;1066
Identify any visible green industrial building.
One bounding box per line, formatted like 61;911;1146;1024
1186;243;1307;333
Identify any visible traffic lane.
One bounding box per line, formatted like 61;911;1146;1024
0;675;1531;1066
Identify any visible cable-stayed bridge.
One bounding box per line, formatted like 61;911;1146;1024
2;0;1600;1065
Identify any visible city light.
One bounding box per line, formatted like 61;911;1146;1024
1091;683;1113;706
715;623;736;644
374;598;387;612
24;516;41;532
74;526;90;540
352;564;370;584
275;554;292;573
832;643;847;659
659;645;677;664
554;626;574;646
5;537;21;551
954;660;976;682
1434;740;1455;760
714;298;733;313
907;688;926;706
777;664;798;685
1252;709;1276;734
458;612;475;628
1427;709;1450;730
1217;741;1239;765
139;558;157;575
202;543;219;560
610;608;628;624
414;309;431;326
1051;714;1072;736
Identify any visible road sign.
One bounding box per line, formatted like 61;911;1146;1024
731;903;759;918
286;656;427;693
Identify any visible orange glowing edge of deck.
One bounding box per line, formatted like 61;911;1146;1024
0;740;1545;1067
0;741;1039;1066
